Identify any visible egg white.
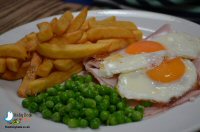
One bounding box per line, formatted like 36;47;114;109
117;59;197;103
99;51;168;78
151;33;200;59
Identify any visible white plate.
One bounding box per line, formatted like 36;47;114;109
0;10;200;132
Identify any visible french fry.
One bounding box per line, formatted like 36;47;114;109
18;53;42;97
77;32;88;43
89;21;137;30
51;11;73;35
0;58;6;73
53;59;77;71
80;17;96;31
97;39;129;52
133;30;143;41
27;63;83;96
0;44;27;59
36;59;53;77
37;22;53;42
36;42;111;59
48;37;67;45
1;61;30;80
16;32;39;51
62;30;84;44
99;16;116;22
6;58;21;72
87;27;137;42
67;7;88;33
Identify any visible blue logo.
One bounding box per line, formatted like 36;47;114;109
4;111;13;123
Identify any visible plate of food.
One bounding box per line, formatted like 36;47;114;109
0;8;200;132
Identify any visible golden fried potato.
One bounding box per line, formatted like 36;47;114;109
89;21;137;30
77;32;88;43
26;63;83;96
133;30;143;41
53;59;77;71
6;58;21;72
1;61;30;80
97;39;129;52
16;32;39;52
67;7;88;33
87;27;137;42
80;17;96;31
63;30;84;44
37;22;53;42
0;44;27;59
99;16;116;22
36;59;53;77
36;42;111;59
51;11;73;35
0;58;6;73
18;53;42;97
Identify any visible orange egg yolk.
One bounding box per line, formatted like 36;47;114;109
125;41;166;54
146;57;185;83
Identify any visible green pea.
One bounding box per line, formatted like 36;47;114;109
46;96;53;101
64;103;74;112
131;110;143;121
110;93;120;105
90;118;101;129
100;111;110;122
95;95;102;103
125;107;134;117
66;90;75;98
68;118;80;128
28;102;38;113
79;119;88;128
107;115;118;125
62;115;70;125
56;85;65;91
27;96;35;102
84;74;93;83
47;87;57;96
85;108;97;120
22;99;31;108
68;98;77;107
53;84;61;89
74;102;83;109
141;101;153;107
51;112;61;122
84;98;96;108
64;80;73;90
114;111;125;124
42;109;52;119
39;103;47;112
135;105;144;114
71;74;79;81
117;101;126;110
60;92;69;103
124;116;132;123
52;96;61;104
98;99;110;111
53;103;63;112
59;106;66;116
35;94;45;104
109;105;116;113
45;101;54;109
69;109;80;118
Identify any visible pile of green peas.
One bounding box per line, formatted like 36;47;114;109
22;74;147;129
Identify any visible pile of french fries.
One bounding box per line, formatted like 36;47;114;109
0;8;143;98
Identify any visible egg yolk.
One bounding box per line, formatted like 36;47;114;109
146;57;185;83
125;41;166;54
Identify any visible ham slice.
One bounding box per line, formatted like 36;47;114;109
83;24;200;117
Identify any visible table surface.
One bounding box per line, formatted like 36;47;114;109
0;0;86;34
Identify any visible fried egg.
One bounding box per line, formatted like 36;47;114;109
151;33;200;59
99;41;168;77
117;58;197;103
